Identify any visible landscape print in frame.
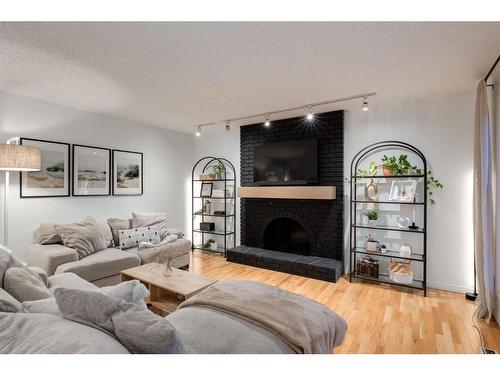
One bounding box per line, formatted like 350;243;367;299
72;144;111;196
112;149;143;195
20;138;70;198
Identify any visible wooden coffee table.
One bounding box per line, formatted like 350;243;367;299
121;262;217;316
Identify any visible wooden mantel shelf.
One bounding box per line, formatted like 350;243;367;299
237;186;336;200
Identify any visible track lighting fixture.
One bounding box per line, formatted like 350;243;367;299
362;96;369;111
264;114;271;127
306;106;314;121
192;92;376;134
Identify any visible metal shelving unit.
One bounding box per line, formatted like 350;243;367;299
349;141;428;296
191;157;236;256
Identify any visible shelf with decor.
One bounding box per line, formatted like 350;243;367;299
192;157;236;256
348;141;443;297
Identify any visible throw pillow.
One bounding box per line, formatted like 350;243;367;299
4;267;51;302
22;298;60;315
132;212;169;240
100;280;149;310
55;218;107;259
107;218;131;247
118;227;161;250
0;288;23;312
54;288;190;354
0;246;23;289
32;223;62;245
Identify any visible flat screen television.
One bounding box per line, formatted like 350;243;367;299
254;139;318;185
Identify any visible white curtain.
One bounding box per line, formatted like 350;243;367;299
474;80;496;322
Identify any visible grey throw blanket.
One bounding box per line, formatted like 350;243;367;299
178;280;347;354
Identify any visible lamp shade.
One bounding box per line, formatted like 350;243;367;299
0;144;41;171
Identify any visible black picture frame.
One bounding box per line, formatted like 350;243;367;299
19;138;71;198
72;144;112;196
112;149;143;196
200;182;213;197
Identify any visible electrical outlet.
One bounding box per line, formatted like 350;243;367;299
480;347;497;354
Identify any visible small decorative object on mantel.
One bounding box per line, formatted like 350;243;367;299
389;259;413;284
356;256;379;278
399;243;412;257
364;208;379;226
364;178;379;201
365;234;378;252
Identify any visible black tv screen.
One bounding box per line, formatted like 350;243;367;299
254;139;318;185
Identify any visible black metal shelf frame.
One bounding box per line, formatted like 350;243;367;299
192;157;236;256
349;141;428;296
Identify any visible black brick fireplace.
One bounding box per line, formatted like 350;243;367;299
227;110;344;282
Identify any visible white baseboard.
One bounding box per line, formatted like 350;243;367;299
427;280;470;293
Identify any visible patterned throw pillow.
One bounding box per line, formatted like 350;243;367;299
118;226;161;250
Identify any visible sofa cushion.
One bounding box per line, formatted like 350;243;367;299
0;246;23;289
126;238;191;265
48;272;100;292
22;298;60;315
54;288;189;354
32;223;62;245
97;221;114;248
4;267;51;302
0;288;23;313
132;212;169;239
0;311;130;354
55;248;140;282
107;218;131;247
56;217;107;259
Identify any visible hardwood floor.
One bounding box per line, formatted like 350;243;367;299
188;250;500;354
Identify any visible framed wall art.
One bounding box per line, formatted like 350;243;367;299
20;138;70;198
388;180;417;203
112;149;143;195
200;182;213;197
72;145;111;196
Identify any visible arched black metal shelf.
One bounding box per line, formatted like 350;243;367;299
192;156;236;256
349;141;428;296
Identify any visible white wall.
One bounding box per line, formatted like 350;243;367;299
192;92;476;293
0;92;193;261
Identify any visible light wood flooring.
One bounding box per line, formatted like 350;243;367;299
188;250;500;354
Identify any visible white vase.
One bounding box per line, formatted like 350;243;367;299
366;240;379;252
210;242;218;251
367;219;377;227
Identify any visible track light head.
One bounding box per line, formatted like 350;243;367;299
195;126;201;137
225;121;230;131
264;114;271;127
362;96;369;111
306;106;314;121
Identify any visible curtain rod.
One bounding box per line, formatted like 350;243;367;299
194;91;376;130
485;53;500;82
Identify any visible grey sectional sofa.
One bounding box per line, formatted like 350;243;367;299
27;218;191;287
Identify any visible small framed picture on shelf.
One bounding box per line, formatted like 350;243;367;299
388;180;417;202
200;182;213;197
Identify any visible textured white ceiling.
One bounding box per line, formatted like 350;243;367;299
0;22;499;133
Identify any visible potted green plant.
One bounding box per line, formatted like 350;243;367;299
364;208;379;226
212;161;226;180
204;238;218;251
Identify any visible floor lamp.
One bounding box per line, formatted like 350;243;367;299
0;138;41;247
